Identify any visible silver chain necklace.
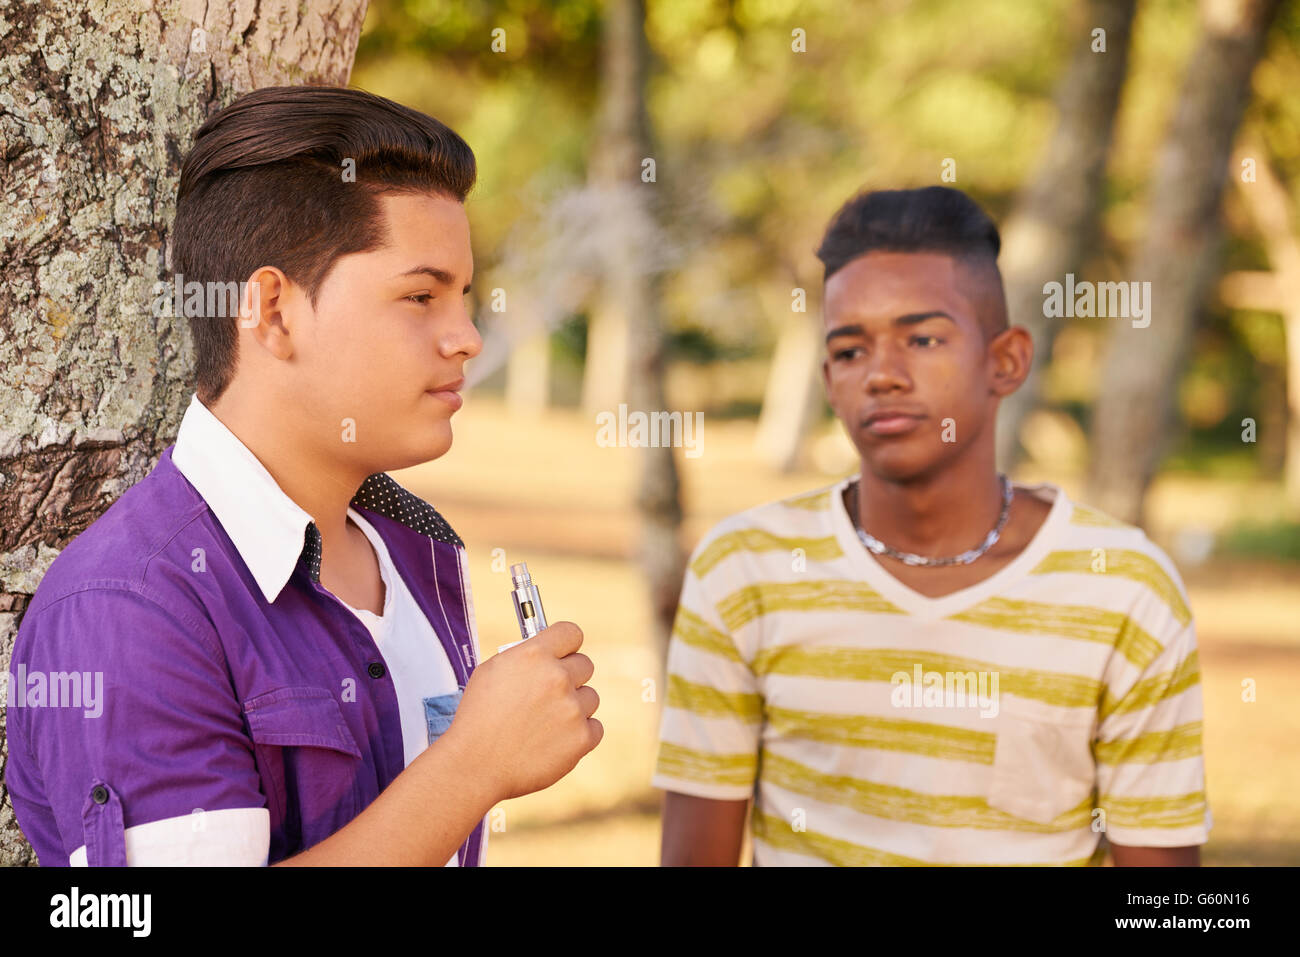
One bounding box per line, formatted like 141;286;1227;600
850;474;1014;567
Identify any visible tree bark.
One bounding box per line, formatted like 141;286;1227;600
1086;0;1281;524
996;0;1136;471
0;0;368;866
587;0;685;674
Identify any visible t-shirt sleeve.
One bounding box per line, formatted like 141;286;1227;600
7;587;270;865
1093;616;1212;848
651;537;762;801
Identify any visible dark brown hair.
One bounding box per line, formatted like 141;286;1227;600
172;85;476;403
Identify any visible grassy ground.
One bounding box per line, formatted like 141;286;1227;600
393;396;1300;866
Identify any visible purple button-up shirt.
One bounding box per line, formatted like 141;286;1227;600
6;443;486;866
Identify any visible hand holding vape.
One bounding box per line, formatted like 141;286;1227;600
496;561;548;654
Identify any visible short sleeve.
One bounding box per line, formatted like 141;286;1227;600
7;587;270;865
1094;620;1212;848
651;540;762;801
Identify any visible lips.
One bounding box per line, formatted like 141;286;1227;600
425;376;465;411
427;376;464;394
861;408;926;436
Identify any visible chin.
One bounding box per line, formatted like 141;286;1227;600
859;442;945;484
421;422;455;461
381;425;453;471
411;435;453;466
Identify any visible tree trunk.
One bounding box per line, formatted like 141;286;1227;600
581;290;632;415
1224;145;1300;518
588;0;684;674
1086;0;1281;524
754;283;825;472
996;0;1137;471
505;300;551;417
754;321;825;472
0;0;368;866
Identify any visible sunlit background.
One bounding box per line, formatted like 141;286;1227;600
353;0;1300;865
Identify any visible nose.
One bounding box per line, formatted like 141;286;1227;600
438;300;483;361
863;339;910;395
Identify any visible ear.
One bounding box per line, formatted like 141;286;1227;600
987;325;1033;398
239;266;295;360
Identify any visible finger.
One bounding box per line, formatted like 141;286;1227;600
586;716;604;749
575;683;599;718
558;652;594;687
534;620;583;658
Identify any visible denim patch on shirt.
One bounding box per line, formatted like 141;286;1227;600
423;690;463;744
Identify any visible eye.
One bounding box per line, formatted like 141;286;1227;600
833;346;862;361
909;334;943;347
405;293;434;305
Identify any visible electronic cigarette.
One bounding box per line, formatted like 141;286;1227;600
496;561;548;653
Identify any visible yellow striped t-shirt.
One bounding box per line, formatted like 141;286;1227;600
652;476;1211;865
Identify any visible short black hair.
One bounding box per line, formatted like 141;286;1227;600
815;186;1007;339
174;85;477;404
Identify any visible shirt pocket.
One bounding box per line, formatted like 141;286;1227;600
242;686;364;845
986;694;1096;826
423;690;464;745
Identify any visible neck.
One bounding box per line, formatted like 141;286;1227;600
204;389;370;561
853;442;1004;558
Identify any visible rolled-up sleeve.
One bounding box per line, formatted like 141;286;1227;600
8;586;269;865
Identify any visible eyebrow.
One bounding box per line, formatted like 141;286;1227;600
824;311;956;343
397;265;472;294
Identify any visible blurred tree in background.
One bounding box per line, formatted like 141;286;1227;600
353;0;1300;537
995;0;1137;473
1087;0;1281;524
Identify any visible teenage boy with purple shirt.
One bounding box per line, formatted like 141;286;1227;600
7;86;602;866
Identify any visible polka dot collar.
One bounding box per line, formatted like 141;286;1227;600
299;472;463;583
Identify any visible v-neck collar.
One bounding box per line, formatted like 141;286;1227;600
828;473;1071;620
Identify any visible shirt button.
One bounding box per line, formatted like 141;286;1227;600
91;785;109;804
367;661;386;679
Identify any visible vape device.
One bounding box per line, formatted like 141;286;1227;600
496;561;548;654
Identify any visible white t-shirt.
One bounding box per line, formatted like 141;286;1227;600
338;507;463;867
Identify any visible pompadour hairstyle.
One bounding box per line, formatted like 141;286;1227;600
172;85;476;403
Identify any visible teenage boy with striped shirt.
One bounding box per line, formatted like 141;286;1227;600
653;186;1210;866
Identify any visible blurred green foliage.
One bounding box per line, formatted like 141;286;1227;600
1219;520;1300;563
353;0;1300;476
